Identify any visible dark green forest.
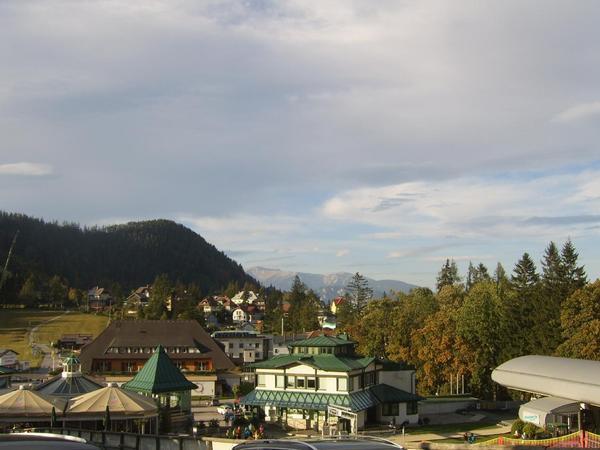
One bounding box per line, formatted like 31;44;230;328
0;212;257;305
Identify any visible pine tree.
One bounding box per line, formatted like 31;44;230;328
345;272;373;313
539;242;565;352
511;253;539;290
436;259;461;292
560;239;587;297
493;262;509;297
146;274;171;320
466;262;475;292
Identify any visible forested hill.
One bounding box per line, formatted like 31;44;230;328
0;212;256;301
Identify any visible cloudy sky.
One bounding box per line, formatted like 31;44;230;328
2;0;599;287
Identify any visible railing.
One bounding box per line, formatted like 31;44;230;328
477;430;600;448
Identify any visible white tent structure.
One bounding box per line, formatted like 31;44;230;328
492;355;600;407
0;385;67;421
519;397;580;428
66;383;158;421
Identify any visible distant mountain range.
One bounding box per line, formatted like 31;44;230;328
247;266;418;302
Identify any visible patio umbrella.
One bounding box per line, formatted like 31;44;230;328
50;406;57;428
103;406;111;431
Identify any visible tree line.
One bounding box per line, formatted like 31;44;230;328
337;239;597;399
0;212;257;307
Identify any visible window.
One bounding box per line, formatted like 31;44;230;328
347;376;354;391
407;401;418;415
296;377;306;388
239;343;244;349
365;371;376;387
195;361;209;371
276;375;285;388
307;377;317;389
287;376;295;388
257;374;266;386
255;352;261;359
382;403;399;416
337;378;348;391
356;375;364;389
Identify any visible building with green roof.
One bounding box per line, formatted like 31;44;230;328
240;335;422;433
122;345;197;432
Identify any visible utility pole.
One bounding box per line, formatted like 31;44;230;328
0;230;19;305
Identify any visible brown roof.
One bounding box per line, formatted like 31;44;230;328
80;320;234;371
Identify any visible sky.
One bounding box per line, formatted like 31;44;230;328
1;0;600;288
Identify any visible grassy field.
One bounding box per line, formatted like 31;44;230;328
0;309;109;367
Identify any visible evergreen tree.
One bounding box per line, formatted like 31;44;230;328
146;274;171;319
473;263;490;284
466;262;475;292
511;253;539;290
540;242;564;352
436;259;461;292
493;262;510;297
345;272;373;314
560;239;587;297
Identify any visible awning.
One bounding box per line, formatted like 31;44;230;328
519;396;579;427
241;384;422;412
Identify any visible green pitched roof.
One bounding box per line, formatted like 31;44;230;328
122;345;197;394
241;384;423;412
251;354;375;372
289;336;355;348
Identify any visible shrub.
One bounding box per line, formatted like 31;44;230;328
522;422;542;438
511;419;525;435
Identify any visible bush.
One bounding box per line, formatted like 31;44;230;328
522;422;542;438
511;419;525;435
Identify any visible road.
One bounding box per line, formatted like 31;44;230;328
27;311;69;372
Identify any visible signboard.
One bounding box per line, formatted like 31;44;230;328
328;407;356;421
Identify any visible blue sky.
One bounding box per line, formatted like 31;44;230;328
1;1;599;288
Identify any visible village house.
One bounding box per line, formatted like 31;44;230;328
330;297;345;315
211;330;272;365
232;305;250;323
241;335;421;433
0;349;19;370
199;296;224;314
80;320;236;398
87;286;112;311
231;290;259;306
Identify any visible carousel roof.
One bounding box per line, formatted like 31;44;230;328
36;373;103;398
0;385;67;417
66;384;158;418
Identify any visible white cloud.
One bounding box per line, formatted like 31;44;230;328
336;249;350;257
554;101;600;123
321;169;600;240
0;162;53;176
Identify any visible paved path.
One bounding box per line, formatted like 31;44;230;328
387;422;512;447
27;311;69;372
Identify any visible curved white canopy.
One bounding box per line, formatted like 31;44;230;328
492;355;600;406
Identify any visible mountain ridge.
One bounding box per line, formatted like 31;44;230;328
247;266;418;302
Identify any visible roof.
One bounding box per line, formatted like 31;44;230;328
35;374;103;398
492;355;600;407
252;354;375;372
0;349;19;356
122;345;198;394
0;385;68;417
67;384;158;418
241;384;422;412
0;366;15;375
519;396;580;426
80;320;235;371
289;336;355;348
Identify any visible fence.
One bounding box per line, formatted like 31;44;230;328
34;428;245;450
477;430;600;448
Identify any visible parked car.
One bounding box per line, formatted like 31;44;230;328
233;437;403;450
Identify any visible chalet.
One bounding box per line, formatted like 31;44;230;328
0;350;19;369
80;320;235;397
199;297;223;314
87;286;112;311
231;290;259;306
57;334;93;350
232;305;249;323
241;335;422;433
211;330;271;365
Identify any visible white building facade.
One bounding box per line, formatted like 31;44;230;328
241;336;421;432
